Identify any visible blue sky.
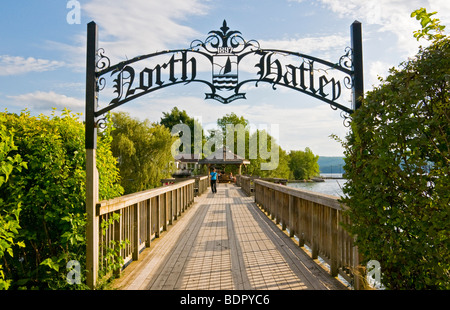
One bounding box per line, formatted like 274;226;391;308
1;0;449;156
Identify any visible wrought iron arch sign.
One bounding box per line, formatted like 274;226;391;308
84;20;363;288
86;20;363;149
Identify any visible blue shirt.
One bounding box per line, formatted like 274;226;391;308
210;172;218;181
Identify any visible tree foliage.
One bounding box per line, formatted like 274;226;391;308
341;10;449;289
111;112;176;194
217;112;249;135
160;107;205;157
214;112;250;166
0;109;123;289
289;148;320;180
214;114;294;179
246;129;291;179
411;8;446;41
0;113;27;290
160;107;194;129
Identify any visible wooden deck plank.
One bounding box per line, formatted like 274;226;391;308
112;183;345;290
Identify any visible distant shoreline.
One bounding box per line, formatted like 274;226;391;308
319;173;344;179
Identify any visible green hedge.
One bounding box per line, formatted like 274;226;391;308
0;110;123;289
341;12;449;289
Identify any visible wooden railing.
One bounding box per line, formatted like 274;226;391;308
160;175;209;197
238;176;364;289
94;178;208;281
236;175;288;196
236;174;253;196
195;175;209;196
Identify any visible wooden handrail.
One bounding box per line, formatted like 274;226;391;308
254;179;343;210
160;175;209;197
97;179;195;215
196;175;209;196
93;179;197;282
237;175;364;289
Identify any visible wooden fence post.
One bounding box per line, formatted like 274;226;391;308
270;189;275;220
86;149;99;289
146;199;152;247
311;201;319;259
330;208;338;277
132;203;140;261
288;195;294;238
156;195;161;238
352;244;366;290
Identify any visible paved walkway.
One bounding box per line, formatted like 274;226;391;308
112;184;345;290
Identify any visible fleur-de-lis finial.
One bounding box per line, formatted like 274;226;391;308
220;20;230;35
208;20;241;48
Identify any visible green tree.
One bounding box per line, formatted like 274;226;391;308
341;9;449;289
215;112;249;163
0;113;27;290
0;109;123;289
217;112;249;135
160;107;205;157
112;112;176;194
411;8;446;41
244;129;285;178
214;114;291;178
160;107;193;129
288;148;320;180
97;113;125;201
254;145;290;179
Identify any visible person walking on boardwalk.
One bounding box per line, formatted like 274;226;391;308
210;167;219;193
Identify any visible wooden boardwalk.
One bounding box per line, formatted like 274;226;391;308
112;183;345;290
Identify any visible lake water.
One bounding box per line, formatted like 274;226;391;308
287;178;347;197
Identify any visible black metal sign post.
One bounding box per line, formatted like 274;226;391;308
85;21;99;289
85;20;363;288
351;21;364;111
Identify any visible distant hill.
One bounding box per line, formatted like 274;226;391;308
317;156;345;174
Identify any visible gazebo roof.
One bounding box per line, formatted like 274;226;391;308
199;146;250;165
174;153;200;163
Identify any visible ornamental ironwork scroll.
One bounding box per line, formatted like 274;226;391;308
92;20;361;122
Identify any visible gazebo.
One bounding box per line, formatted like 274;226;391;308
199;146;250;176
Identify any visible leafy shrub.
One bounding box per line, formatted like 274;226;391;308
341;10;449;289
0;109;123;289
0;113;27;290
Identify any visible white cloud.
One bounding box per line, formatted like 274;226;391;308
43;0;211;72
428;0;450;21
7;91;84;114
82;0;210;63
368;60;392;88
43;35;86;72
318;0;450;57
259;34;349;55
0;55;64;76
